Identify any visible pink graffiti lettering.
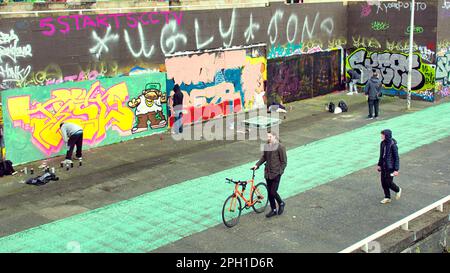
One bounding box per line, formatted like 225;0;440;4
40;12;183;36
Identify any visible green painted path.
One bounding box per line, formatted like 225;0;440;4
0;102;449;253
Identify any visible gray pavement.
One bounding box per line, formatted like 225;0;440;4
0;92;448;252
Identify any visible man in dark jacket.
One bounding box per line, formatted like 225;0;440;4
172;84;184;134
364;72;382;119
252;132;288;217
377;129;402;204
347;69;361;95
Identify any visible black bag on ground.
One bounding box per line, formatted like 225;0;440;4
338;100;348;112
327;102;335;113
26;172;59;186
0;160;15;177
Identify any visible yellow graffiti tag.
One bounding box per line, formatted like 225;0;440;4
8;81;134;153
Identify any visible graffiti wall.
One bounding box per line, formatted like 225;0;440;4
347;1;438;101
436;0;450;99
267;49;342;104
165;47;266;126
346;48;436;101
0;3;346;91
1;73;167;164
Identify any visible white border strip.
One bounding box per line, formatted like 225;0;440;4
340;195;450;253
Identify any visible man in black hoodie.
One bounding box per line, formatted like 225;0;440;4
377;129;402;204
364;72;382;119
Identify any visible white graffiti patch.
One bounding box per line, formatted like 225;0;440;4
0;29;32;63
125;23;155;58
436;53;450;84
89;26;119;59
0;29;32;89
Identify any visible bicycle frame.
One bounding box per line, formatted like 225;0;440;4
231;170;261;208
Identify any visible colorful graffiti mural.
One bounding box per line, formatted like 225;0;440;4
1;73;167;164
267;49;342;104
346;48;436;101
435;50;450;99
0;2;346;91
165;48;267;126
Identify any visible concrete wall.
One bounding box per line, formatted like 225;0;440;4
0;2;347;163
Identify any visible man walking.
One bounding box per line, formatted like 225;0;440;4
252;132;287;218
377;129;402;204
60;122;83;164
347;69;361;95
364;72;382;119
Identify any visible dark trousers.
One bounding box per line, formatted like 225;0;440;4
266;174;283;211
66;132;83;160
381;169;399;198
174;112;183;133
368;99;379;117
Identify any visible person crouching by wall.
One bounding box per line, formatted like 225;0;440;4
60;122;83;165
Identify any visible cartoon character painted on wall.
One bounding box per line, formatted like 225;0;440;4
128;83;167;134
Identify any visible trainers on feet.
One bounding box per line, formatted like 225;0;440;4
367;115;374;120
266;210;277;218
380;198;391;204
396;188;402;200
278;202;285;215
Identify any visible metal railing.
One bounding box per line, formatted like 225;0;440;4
340;195;450;253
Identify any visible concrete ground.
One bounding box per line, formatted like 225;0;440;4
0;91;448;252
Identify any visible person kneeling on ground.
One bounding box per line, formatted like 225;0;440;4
60;122;83;165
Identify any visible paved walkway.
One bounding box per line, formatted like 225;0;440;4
0;100;449;253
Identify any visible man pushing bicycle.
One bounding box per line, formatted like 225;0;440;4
252;132;287;218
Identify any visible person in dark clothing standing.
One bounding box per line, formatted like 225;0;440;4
364;72;382;119
252;132;288;217
377;129;402;204
172;84;184;134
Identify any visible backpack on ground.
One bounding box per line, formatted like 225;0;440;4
338;100;348;112
327;102;335;113
0;160;15;177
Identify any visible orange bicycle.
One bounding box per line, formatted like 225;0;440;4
222;169;268;228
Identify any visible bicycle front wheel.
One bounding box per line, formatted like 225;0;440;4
222;194;242;228
252;182;268;213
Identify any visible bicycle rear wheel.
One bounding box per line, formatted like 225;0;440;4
251;182;268;213
222;194;242;228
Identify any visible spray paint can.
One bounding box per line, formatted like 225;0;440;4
60;162;64;168
51;167;55;174
79;159;82;167
24;167;28;175
30;168;34;175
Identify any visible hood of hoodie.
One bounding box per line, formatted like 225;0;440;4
382;129;397;144
370;77;381;85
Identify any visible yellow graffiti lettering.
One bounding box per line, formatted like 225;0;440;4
352;36;382;49
8;81;134;154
